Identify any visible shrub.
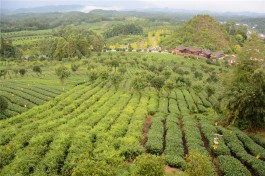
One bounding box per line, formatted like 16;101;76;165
32;65;42;75
131;154;165;176
119;137;144;160
185;151;216;176
0;96;8;112
218;155;251;176
88;69;99;81
72;147;123;176
55;66;71;85
19;68;26;76
71;64;79;72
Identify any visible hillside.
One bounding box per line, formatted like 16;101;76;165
161;15;232;52
1;53;265;175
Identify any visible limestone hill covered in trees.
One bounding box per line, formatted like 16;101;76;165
161;15;232;52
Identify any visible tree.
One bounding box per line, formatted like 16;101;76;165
109;60;119;72
110;73;122;90
55;66;71;85
118;67;126;75
88;69;99;81
131;76;147;93
0;69;8;79
97;52;101;62
71;64;79;72
131;154;165;176
19;69;26;77
128;44;133;52
0;96;8;112
0;37;20;58
205;84;215;99
192;81;203;93
150;76;165;95
221;34;265;129
32;66;42;75
164;79;175;97
194;71;203;80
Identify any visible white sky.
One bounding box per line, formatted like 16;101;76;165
145;0;265;13
1;0;265;13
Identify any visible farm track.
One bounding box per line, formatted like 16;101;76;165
179;118;188;156
141;115;154;146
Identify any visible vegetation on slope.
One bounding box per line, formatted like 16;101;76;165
161;15;233;52
221;34;265;129
104;24;143;38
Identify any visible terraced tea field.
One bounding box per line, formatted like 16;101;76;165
0;53;264;175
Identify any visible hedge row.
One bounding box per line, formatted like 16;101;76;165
1;132;54;175
182;89;198;113
197;92;211;107
0;82;118;175
165;114;184;168
250;135;265;149
146;113;165;155
232;128;265;160
0;82;106;168
189;89;206;112
219;127;265;176
200;119;230;156
119;95;149;160
168;98;180;115
182;116;208;154
1;86;46;105
182;117;217;176
109;93;140;137
147;93;158;115
157;96;168;115
218;155;251;176
175;90;190;115
4;84;54;101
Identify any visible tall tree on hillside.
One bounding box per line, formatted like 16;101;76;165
131;76;147;94
54;38;66;60
55;66;71;85
221;34;265;129
0;37;21;58
150;76;165;96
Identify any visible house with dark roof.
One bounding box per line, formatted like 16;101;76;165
212;51;225;59
201;50;212;58
172;46;225;59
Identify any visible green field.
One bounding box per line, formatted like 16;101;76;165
0;53;264;175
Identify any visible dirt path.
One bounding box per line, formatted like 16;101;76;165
179;118;188;156
141;115;154;146
165;165;184;175
163;118;167;151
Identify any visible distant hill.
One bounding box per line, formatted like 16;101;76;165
161;15;232;52
12;5;84;13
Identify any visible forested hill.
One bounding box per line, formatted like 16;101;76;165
161;15;232;52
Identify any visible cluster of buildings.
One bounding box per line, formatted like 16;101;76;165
172;46;236;65
172;46;225;59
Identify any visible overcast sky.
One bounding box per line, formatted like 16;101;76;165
1;0;265;13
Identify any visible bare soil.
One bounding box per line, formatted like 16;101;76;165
165;165;183;175
141;115;154;146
